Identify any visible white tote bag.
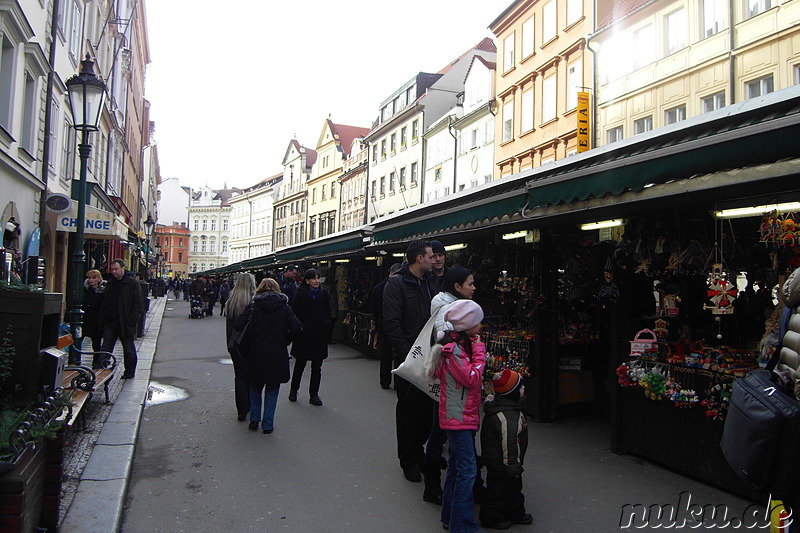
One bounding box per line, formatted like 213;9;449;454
392;315;440;401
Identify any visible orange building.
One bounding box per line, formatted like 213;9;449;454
155;223;190;278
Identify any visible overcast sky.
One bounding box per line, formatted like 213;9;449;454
144;0;509;191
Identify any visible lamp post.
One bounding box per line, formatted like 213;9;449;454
154;240;162;278
143;214;155;279
66;55;106;365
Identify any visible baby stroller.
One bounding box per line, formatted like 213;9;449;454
189;296;205;319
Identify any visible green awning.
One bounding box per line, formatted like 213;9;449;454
372;193;527;244
276;237;363;262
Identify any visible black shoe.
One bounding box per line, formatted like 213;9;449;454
423;490;442;505
121;374;135;379
288;391;298;402
481;520;512;530
510;513;533;525
263;429;273;434
403;465;422;482
309;396;323;406
237;414;247;421
381;384;391;390
248;421;258;430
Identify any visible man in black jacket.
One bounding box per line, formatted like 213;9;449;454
99;259;144;379
371;262;402;390
278;266;299;305
383;240;435;482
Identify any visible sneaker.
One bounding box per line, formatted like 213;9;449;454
309;395;323;406
288;391;298;402
510;513;533;525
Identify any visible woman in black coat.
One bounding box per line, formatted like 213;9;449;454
289;268;333;406
236;278;302;433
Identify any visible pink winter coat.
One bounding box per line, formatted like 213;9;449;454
434;338;486;431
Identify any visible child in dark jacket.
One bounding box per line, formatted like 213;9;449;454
479;369;532;530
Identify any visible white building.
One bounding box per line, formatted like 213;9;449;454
454;55;496;191
228;173;282;264
187;185;239;273
157;177;192;226
364;38;497;222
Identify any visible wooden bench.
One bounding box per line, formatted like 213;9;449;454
55;335;117;430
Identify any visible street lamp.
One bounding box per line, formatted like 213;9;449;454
65;55;106;365
154;240;162;278
144;214;155;278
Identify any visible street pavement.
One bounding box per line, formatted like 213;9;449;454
66;296;767;532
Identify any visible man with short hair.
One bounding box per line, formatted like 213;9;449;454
371;262;403;389
278;265;299;305
99;259;144;379
429;240;449;293
383;240;435;482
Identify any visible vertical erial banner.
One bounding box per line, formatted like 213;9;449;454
577;91;591;152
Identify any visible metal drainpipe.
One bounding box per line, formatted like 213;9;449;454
728;0;736;104
38;0;61;287
448;115;457;194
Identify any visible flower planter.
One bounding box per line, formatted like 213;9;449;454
0;291;62;401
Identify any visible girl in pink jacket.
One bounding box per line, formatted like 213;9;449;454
426;299;486;533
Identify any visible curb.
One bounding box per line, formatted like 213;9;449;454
60;295;167;533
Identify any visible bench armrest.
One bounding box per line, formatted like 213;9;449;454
63;365;97;391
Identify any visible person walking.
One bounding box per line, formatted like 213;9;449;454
82;269;107;366
225;273;257;421
236;278;302;433
288;268;333;406
429;239;449;292
205;278;217;316
423;266;478;504
371;263;402;390
383;240;436;482
99;259;144;379
479;369;532;530
426;299;486;533
218;279;231;316
278;265;299;305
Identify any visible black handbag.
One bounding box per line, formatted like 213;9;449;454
721;348;800;502
228;307;253;352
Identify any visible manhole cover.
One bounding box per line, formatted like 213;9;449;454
145;381;189;407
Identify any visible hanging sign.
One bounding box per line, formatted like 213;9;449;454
577;91;591;153
56;202;126;239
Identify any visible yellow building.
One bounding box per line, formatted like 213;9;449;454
490;0;594;179
306;120;369;240
592;0;800;147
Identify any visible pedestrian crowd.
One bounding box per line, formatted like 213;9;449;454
221;240;530;533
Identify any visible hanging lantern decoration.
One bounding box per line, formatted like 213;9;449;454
705;263;738;315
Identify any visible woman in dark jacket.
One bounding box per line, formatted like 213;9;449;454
226;273;256;421
289;268;333;406
236;278;302;433
83;269;107;365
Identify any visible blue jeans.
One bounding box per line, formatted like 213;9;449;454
442;429;479;533
249;383;280;431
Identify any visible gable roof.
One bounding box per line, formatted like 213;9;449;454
328;120;371;156
464;54;497;83
437;37;497;75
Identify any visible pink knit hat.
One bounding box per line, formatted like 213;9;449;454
443;300;484;333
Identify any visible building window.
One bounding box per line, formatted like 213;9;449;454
390;133;397;153
701;0;726;38
380;176;386;195
503;34;515;72
470;128;479;149
665;9;687;55
192;239;198;252
178;251;183;262
607;126;623;144
567;0;582;25
322;186;327;201
411;162;418;184
210;241;216;253
400;127;407;147
211;219;216;231
665;104;686;125
745;0;771;19
521;89;534;133
202;219;208;231
746;75;774;98
702;92;726;112
502;101;514;142
371;180;377;198
310;218;316;240
484;120;494;143
201;238;207;252
522;17;534;59
633;25;655;69
634;116;653;134
312;188;317;204
566;60;582;110
61;120;75;182
193;219;199;231
542;75;557;123
331;183;336;198
47;97;59;169
69;1;81;61
399;167;407;188
223;219;228;231
390;171;396;192
412;120;419;140
372;144;378;163
179;238;183;246
434;167;442;183
543;0;557;43
381;139;387;158
222;240;227;253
